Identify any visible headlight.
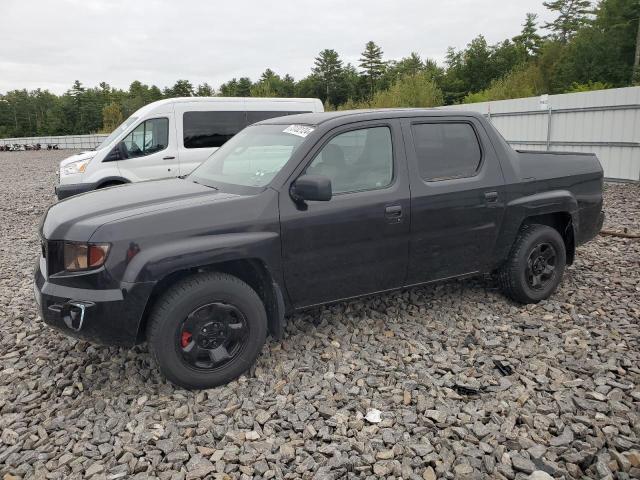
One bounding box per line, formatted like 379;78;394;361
63;242;110;271
60;158;92;176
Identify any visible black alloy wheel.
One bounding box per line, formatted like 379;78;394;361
525;242;557;290
147;272;267;389
177;302;249;370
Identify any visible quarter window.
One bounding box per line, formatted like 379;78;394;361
411;122;482;180
307;126;393;194
183;111;246;149
121;117;168;159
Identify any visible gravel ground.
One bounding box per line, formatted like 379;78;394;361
0;151;639;480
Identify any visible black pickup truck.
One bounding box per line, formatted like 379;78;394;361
35;109;604;389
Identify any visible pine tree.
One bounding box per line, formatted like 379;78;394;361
513;13;543;57
543;0;593;43
312;49;344;98
196;83;215;96
359;41;386;97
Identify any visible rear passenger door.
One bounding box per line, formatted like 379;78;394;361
401;117;506;285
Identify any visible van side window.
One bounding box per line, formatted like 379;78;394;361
183;112;246;149
306;126;393;194
411;123;482;180
121;118;168;159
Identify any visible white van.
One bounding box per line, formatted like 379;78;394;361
55;97;324;199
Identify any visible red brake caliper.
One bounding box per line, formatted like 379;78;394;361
180;331;192;348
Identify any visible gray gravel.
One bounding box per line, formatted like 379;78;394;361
0;150;639;480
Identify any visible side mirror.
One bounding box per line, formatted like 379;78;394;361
291;175;332;202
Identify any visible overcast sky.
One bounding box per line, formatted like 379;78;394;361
0;0;555;94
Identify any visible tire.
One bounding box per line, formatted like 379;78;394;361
499;224;566;304
147;272;267;389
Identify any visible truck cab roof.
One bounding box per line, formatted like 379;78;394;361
259;108;486;126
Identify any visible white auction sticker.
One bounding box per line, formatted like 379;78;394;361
283;125;314;138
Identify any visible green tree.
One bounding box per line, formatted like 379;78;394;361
164;79;194;97
196;83;215;96
102;102;123;132
554;0;639;88
371;72;444;108
359;41;386;97
312;49;344;100
513;13;543;57
543;0;593;42
464;63;544;102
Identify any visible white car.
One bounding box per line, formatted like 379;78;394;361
55;97;324;199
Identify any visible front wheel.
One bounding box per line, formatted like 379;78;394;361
147;272;267;389
499;224;566;304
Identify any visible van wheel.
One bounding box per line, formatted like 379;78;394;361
147;272;267;389
499;224;566;304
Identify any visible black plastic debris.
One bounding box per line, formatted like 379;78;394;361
493;359;514;376
453;384;482;396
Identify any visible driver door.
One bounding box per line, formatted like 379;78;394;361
116;117;179;181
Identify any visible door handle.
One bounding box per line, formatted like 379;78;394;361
163;156;176;160
385;205;403;218
484;191;498;203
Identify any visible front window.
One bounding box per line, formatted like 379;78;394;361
306;126;393;194
120;118;169;159
189;124;312;188
97;115;138;150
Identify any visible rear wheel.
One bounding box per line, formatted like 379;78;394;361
499;224;566;304
147;272;267;389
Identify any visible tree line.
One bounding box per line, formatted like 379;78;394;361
0;0;638;138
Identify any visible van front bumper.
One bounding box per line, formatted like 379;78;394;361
34;260;155;346
55;182;98;200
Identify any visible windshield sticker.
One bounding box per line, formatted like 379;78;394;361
283;125;314;138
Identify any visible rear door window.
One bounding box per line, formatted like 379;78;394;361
411;122;482;180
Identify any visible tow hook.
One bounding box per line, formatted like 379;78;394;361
48;301;95;331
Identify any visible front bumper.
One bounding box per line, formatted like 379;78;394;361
55;182;98;200
34;258;155;346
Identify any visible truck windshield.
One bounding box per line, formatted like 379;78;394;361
96;116;139;150
189;124;312;188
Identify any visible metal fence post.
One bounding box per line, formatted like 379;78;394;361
546;106;552;151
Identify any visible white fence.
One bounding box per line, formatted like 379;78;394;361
440;86;640;181
0;134;108;150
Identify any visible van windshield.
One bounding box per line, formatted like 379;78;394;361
189;124;312;188
96;116;139;150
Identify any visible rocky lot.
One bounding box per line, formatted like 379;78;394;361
0;150;638;480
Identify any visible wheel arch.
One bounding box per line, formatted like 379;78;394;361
520;211;576;265
96;176;130;188
136;258;286;344
502;190;578;266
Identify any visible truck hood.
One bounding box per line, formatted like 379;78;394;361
42;178;238;240
59;151;96;167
